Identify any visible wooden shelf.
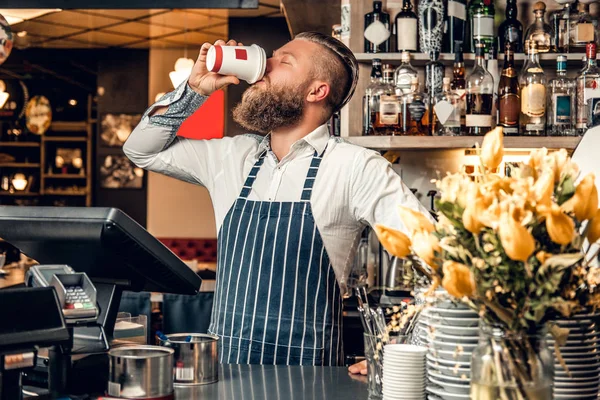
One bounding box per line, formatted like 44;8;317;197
354;52;591;66
43;136;87;142
0;163;41;168
50;121;88;132
43;174;86;179
0;142;40;147
345;136;582;150
0;192;40;196
43;191;87;196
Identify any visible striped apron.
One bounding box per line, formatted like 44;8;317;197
207;147;343;366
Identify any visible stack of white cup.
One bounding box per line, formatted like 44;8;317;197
382;344;427;400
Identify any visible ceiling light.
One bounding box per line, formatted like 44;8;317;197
68;99;77;106
169;57;194;88
16;31;27;38
11;173;27;191
0;80;9;109
0;9;61;25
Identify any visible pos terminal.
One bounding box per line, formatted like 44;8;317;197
0;206;202;397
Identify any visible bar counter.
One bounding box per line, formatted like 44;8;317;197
174;365;369;399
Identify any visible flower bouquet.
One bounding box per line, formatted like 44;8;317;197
375;127;600;399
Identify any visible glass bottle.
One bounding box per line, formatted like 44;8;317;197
466;43;494;135
433;77;462;136
498;43;520;136
394;0;418;52
394;51;419;96
471;324;554;399
443;0;467;53
524;2;553;53
425;51;445;97
548;55;577;137
468;0;495;54
487;45;500;125
401;77;429;136
519;40;547;136
418;0;445;55
569;1;600;53
549;1;576;53
364;1;391;53
451;47;467;133
577;43;600;133
497;0;523;54
372;64;401;136
363;58;384;135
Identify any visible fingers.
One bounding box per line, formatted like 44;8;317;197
215;75;240;89
360;367;368;376
198;42;212;60
348;360;367;375
214;39;227;47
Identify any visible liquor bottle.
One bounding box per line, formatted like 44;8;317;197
425;51;445;97
498;43;520;136
394;0;418;52
400;77;429;136
466;43;494;135
372;64;402;135
443;0;467;53
451;47;467;133
569;1;600;52
468;0;495;54
550;1;575;53
497;0;523;53
519;40;547;136
524;2;553;53
418;0;445;55
487;45;500;124
394;51;419;96
363;58;384;135
433;77;462;136
577;43;600;133
548;55;577;136
364;1;391;53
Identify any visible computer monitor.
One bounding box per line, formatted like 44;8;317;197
0;206;201;294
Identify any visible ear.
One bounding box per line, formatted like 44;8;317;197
306;81;330;104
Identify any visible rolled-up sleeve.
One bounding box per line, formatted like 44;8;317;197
123;82;224;190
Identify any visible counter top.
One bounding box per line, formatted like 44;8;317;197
174;365;369;400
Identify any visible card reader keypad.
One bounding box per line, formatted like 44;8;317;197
64;286;94;310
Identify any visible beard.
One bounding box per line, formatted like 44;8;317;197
232;80;306;134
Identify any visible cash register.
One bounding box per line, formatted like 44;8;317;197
0;206;202;397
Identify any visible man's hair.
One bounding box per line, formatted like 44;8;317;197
295;31;359;115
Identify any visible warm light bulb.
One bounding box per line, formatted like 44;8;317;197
169;57;194;88
11;173;27;191
0;80;9;109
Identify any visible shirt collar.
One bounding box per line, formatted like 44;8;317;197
255;124;330;157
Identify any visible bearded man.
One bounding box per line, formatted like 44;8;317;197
124;32;430;368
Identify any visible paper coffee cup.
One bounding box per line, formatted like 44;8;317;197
206;44;266;84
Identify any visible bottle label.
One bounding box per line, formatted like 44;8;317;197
396;18;418;51
584;86;600;104
434;100;456;125
521;83;546;117
553;94;572;124
526;123;545;131
466;114;492;127
499;93;520;125
408;99;426;122
576;23;594;44
380;95;400;125
502;126;519;134
473;15;494;39
447;0;466;20
341;3;351;40
364;20;391;46
396;74;414;94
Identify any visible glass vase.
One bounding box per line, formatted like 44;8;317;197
470;324;554;400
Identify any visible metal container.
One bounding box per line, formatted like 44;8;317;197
108;345;174;399
159;333;219;386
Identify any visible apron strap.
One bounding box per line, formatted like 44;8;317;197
301;145;328;202
239;150;267;199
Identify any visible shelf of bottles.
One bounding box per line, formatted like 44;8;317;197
355;0;600;147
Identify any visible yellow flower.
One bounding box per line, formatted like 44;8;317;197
374;224;412;258
462;184;486;234
562;173;598;221
587;209;600;244
498;210;536;262
411;231;441;268
539;204;575;245
442;261;476;299
528;148;548;179
532;171;554;207
480;127;504;170
397;206;435;234
551;149;569;183
535;251;552;265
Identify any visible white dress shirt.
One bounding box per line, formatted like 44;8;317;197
124;82;432;293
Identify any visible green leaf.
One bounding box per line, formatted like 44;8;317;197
540;253;584;273
557;174;576;205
